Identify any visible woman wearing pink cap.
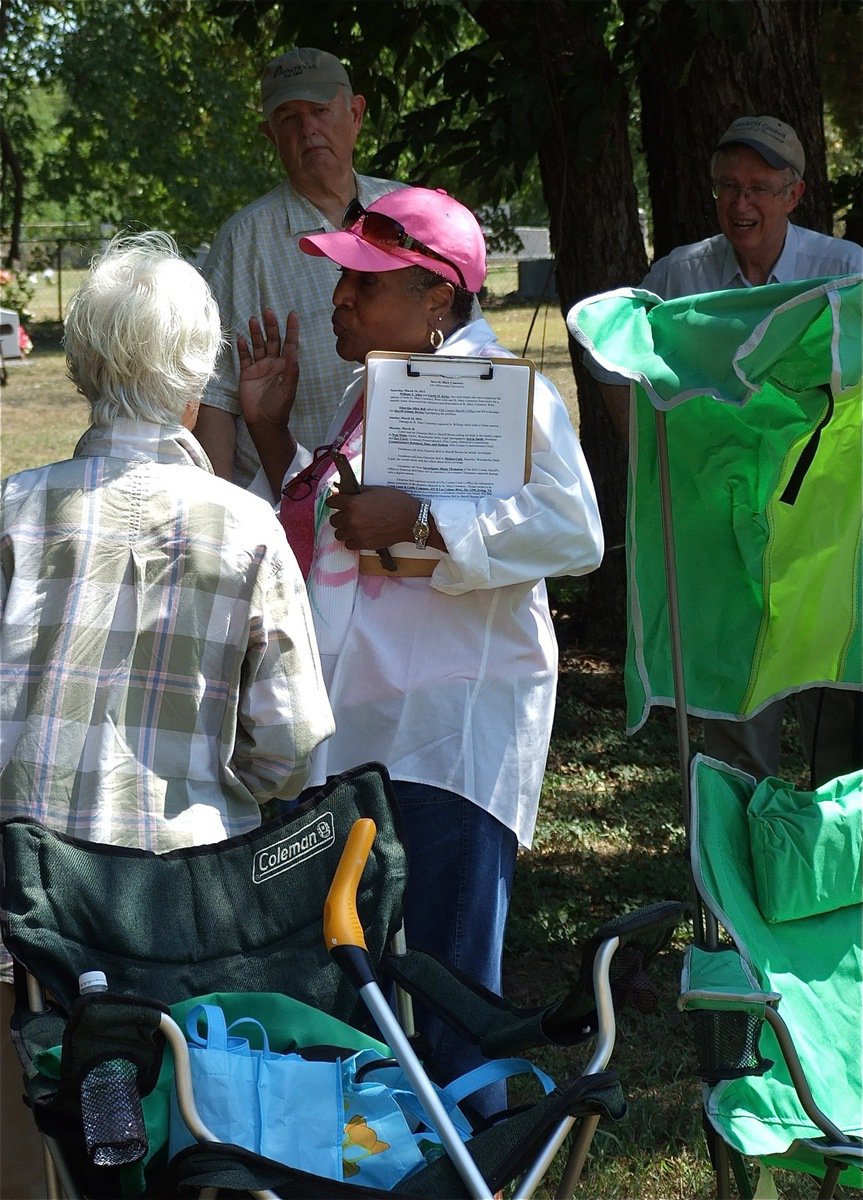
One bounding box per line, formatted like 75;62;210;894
237;187;603;1107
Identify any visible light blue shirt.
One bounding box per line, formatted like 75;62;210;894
642;221;862;298
587;221;862;384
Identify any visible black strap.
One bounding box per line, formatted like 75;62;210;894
779;385;834;506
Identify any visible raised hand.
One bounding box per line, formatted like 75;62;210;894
237;308;299;429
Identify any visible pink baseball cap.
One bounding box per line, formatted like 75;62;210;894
299;187;487;292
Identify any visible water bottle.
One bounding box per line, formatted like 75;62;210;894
78;971;109;996
78;971;148;1166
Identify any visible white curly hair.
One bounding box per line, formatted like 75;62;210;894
64;230;224;427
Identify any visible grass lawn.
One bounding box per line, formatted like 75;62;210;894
0;282;824;1199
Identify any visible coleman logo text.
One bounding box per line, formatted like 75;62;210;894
253;814;335;883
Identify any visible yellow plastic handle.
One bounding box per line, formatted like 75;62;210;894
323;818;377;951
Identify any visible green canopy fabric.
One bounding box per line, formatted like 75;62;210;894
568;275;862;732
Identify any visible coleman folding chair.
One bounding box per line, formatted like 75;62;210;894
2;761;684;1199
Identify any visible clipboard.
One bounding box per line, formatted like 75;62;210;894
359;351;535;574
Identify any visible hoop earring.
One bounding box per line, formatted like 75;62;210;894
429;326;444;350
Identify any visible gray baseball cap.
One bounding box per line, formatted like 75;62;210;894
261;48;351;119
715;115;806;175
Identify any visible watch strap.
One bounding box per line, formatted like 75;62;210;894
412;500;431;550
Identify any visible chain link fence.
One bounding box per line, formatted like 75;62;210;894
1;227;108;322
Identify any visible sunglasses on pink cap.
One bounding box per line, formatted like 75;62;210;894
342;198;467;290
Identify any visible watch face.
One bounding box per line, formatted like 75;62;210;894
413;504;430;547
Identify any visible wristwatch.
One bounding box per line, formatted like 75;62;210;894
412;500;431;550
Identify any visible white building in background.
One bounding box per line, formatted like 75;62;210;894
487;215;649;301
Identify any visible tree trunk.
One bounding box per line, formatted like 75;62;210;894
635;0;829;258
471;0;648;644
0;124;24;266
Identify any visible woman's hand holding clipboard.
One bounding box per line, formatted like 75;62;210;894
332;452;399;573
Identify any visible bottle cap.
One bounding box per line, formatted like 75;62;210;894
78;970;108;993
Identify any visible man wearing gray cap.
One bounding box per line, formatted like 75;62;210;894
591;115;862;784
642;115;859;298
195;48;402;484
598;115;861;439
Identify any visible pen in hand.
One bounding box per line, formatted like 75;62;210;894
332;452;399;573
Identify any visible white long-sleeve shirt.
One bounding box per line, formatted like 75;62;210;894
277;318;603;847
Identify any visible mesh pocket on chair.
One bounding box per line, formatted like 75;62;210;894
690;1009;772;1084
80;1056;147;1166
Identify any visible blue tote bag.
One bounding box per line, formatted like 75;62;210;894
168;1004;343;1178
341;1049;556;1188
168;1003;556;1189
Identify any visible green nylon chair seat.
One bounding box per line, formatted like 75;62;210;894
686;755;862;1189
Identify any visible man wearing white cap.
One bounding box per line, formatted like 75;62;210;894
195;48;402;485
592;115;862;784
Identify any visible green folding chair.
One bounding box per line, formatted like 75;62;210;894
679;755;862;1198
568;272;863;1198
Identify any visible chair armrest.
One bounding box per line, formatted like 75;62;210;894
678;945;780;1013
761;1006;850;1145
383;901;688;1060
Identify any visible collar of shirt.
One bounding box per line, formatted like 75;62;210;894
281;171;378;237
439;317;501;359
721;219;796;289
74;419;214;473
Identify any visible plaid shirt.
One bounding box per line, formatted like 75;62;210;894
202;173;402;485
0;420;334;853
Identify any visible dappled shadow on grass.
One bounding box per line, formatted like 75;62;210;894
509;644;690;963
509;845;689;954
503;634;816;1198
504;642;704;1194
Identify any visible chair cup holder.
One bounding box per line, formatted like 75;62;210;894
689;1008;772;1084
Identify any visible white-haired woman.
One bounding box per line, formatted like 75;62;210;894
1;230;335;1197
1;229;333;845
0;232;333;888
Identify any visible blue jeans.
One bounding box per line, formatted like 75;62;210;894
393;781;518;1118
